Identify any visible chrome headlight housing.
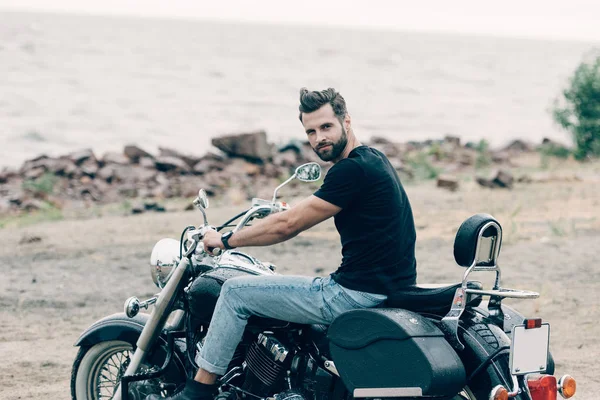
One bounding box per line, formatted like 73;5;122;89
150;238;180;288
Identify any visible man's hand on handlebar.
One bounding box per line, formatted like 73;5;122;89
202;229;225;253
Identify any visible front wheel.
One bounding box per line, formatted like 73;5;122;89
71;340;180;400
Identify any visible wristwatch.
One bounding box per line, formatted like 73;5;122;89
221;231;235;250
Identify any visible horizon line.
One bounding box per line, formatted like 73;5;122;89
2;6;600;45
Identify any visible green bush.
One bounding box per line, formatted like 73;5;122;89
407;152;440;180
22;172;58;195
475;139;492;169
553;52;600;160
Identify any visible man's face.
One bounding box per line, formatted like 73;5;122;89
301;104;348;162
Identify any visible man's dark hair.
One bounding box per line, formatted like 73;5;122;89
298;88;348;123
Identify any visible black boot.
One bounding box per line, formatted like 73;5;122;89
145;379;218;400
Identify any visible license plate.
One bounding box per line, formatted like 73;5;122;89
509;323;550;375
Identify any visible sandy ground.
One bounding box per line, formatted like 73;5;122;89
1;168;599;399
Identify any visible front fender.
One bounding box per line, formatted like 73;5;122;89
74;312;187;369
74;312;151;347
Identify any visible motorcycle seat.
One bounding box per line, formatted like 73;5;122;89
382;281;483;315
308;281;482;357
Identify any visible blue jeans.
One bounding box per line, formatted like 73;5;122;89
196;274;387;375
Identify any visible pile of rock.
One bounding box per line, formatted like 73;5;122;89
0;131;574;215
0;131;326;214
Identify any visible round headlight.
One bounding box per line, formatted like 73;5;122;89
150;238;180;288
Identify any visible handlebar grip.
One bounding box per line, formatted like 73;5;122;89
212;248;222;256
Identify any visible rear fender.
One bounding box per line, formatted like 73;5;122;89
459;306;555;400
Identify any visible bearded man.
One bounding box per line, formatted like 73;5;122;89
147;87;417;400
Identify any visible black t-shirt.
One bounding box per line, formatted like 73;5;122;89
314;146;417;295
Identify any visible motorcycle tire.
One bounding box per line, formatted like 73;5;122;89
71;339;182;400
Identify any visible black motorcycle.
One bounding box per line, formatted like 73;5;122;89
70;162;577;400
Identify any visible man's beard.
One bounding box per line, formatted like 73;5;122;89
313;127;348;162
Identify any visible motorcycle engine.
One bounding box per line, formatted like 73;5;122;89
242;333;291;397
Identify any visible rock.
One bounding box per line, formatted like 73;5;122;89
124;145;153;163
371;142;401;158
139;157;155;169
79;158;99;176
193;158;226;175
458;150;476;166
273;150;298;167
158;147;201;168
97;165;116;182
262;163;283;179
201;152;227;162
517;174;532;183
79;184;102;201
476;169;514;189
388;157;405;171
493;169;514;188
155;156;191;173
20;155;50;174
21;199;46;211
173;176;206;198
93;178;110;193
370;136;394;145
502;139;536;153
437;175;459;191
151;184;173;199
212;131;271;162
144;201;166;212
20;156;78;177
102;151;130;165
444;135;461;147
131;203;144;214
112;165;157;184
24;167;46;180
68;149;96;165
278;140;305;154
0;168;18;184
244;162;261;176
19;234;42;244
491;151;511;164
118;184;138;198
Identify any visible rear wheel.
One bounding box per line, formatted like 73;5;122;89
453;387;476;399
71;340;180;400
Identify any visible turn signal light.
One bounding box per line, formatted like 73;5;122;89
490;385;509;400
527;375;557;400
558;375;576;398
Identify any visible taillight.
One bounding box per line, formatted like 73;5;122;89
489;385;509;400
558;375;576;398
527;375;557;400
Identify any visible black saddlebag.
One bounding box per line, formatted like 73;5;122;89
327;309;465;398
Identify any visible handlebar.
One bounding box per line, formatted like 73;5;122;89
233;201;289;233
186;200;289;259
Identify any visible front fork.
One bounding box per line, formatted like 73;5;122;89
113;257;192;400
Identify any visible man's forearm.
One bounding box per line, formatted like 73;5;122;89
228;211;297;248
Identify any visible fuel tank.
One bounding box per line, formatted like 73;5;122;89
187;252;288;329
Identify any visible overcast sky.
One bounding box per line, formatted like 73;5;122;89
1;0;600;42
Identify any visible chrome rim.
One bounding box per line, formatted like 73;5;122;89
87;343;165;400
90;344;132;399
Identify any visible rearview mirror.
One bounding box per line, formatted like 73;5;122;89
197;189;209;209
295;162;321;182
